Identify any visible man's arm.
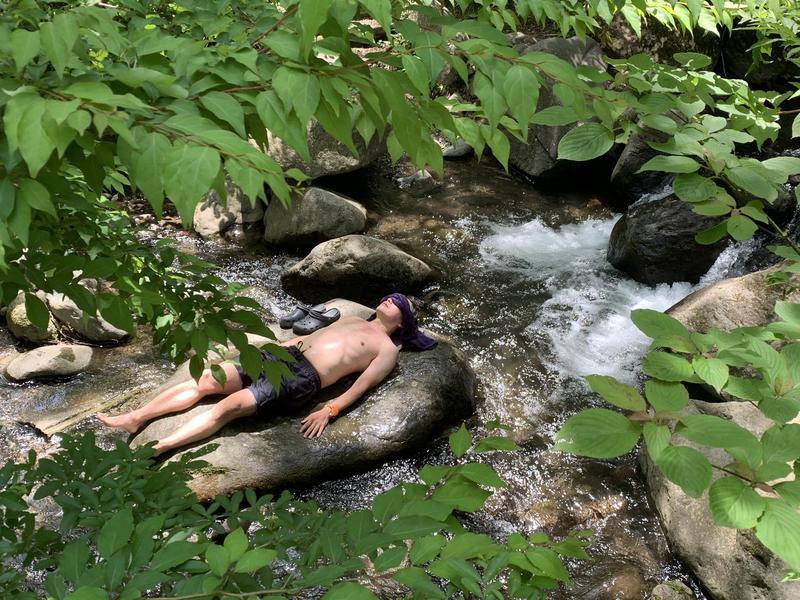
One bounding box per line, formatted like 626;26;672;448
300;344;400;438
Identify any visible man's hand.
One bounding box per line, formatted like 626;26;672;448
300;408;330;438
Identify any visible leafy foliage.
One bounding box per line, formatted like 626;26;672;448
0;427;587;598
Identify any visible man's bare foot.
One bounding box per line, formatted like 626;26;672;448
95;412;141;434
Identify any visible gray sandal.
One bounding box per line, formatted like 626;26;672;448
292;307;341;335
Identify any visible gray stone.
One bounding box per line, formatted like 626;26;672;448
264;188;366;247
442;138;473;159
598;12;719;65
267;120;385;179
6;291;58;344
396;169;440;196
650;580;695;600
193;182;264;238
642;400;800;600
667;265;800;333
607;192;728;284
281;235;436;305
47;292;128;343
5;344;93;381
609;125;675;211
131;337;475;501
507;36;615;183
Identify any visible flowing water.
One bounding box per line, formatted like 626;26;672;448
0;156;754;598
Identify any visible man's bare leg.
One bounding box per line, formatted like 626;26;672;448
96;362;243;433
153;388;257;455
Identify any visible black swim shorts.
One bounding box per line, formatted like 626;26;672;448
232;346;321;417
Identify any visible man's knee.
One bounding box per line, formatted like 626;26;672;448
197;370;223;394
211;393;256;421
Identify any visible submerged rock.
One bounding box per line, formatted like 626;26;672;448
263;187;366;247
131;337;475;500
642;400;800;600
6;291;58;344
281;235;436;305
47;292;128;343
267;120;385;179
607;192;728;284
667;265;800;332
5;344;93;381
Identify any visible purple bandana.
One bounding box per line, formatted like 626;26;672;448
369;293;437;351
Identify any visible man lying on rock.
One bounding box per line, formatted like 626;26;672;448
96;293;436;455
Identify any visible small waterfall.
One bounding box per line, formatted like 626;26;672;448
480;216;757;385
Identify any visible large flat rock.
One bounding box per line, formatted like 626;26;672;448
131;334;475;500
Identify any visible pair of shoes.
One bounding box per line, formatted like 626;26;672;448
293;307;341;335
279;303;325;329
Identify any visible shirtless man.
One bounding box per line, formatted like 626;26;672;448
96;293;436;455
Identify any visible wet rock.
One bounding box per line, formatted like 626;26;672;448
267;120;385;180
396;169;440;196
442;138;473;159
6;291;58;344
193;182;264;238
598;12;719;65
281;235;436;305
609;126;675;211
5;344;93;381
721;28;800;93
131;336;475;501
667;265;800;333
46;292;128;343
650;580;695;600
607;192;728;284
264;187;366;247
642;400;800;600
507;36;616;184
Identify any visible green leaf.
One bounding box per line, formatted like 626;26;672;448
234;548;277;573
761;424;800;463
725;166;778;202
402;55;430;96
473;72;507;127
762;157;800;180
11;29;40;72
637;155;700;173
205;543;230;577
24;293;51;332
792;114;800;139
483;125;510;170
655;445;712;498
474;435;519;453
673;52;712;68
709;477;765;528
526;548;570;582
440;532;499;560
322;583;378;600
223;528;248;562
372;486;403;524
679;414;760;455
273;67;320;125
393;567;445;598
432;475;492;512
200;92;246;138
40;14;79;78
645;380;689;412
384;516;444;539
373;546;407;571
448;424;471;458
557;123;614;161
17;98;53;177
503;65;539;130
692;357;729;392
755;499;800;568
19;179;56;217
64;588;107;600
457;463;507;488
695;221;729;245
131;131;171;217
59;540;90;583
643;422;672;462
99;295;134;334
726;214;758;241
163;142;221;226
298;0;330;58
554;408;642;459
642;352;694;382
97;508;133;559
630;308;691;341
409;535;446;565
529;105;578;126
584;375;645;411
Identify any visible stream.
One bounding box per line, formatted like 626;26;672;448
0;156;753;598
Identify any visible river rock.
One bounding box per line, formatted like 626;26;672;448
598;12;719;65
281;235;436;305
46;292;128;343
607;191;728;284
193;182;264;238
667;265;800;333
650;581;695;600
267;120;385;180
131;337;475;500
6;291;58;344
396;169;440;196
442;138;473;159
609;126;674;210
507;36;615;183
5;344;93;381
263;187;366;247
642;399;800;600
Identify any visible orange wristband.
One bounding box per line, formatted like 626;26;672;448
327;403;339;418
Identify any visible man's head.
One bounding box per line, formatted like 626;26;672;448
371;293;437;351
